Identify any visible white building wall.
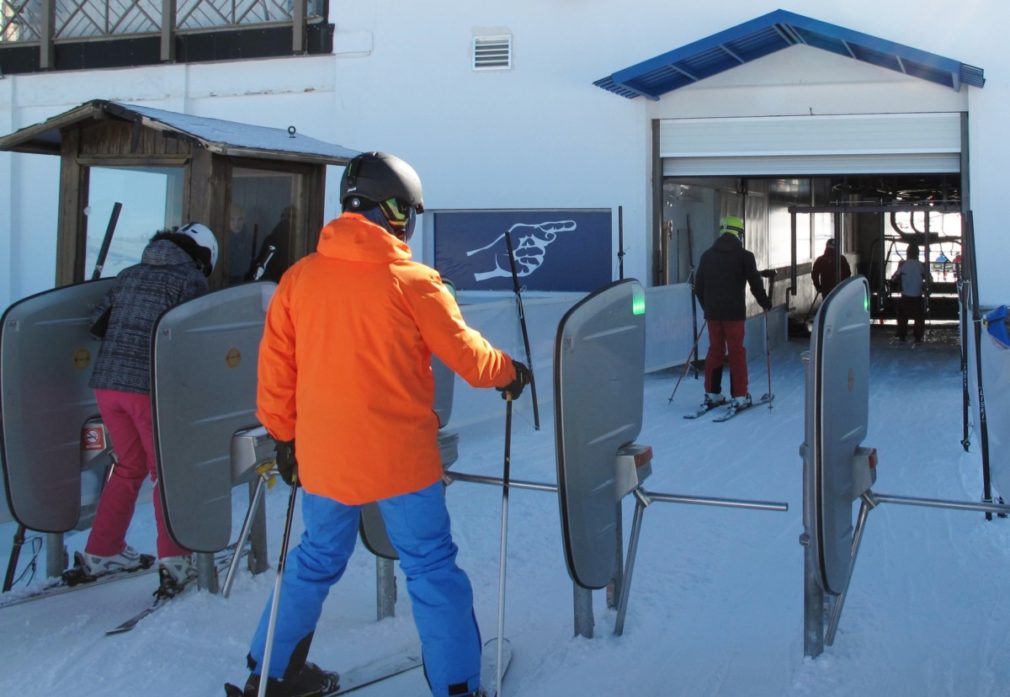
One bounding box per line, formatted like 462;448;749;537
0;0;1006;308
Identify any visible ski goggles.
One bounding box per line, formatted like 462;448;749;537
379;198;418;241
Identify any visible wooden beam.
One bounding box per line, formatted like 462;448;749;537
56;127;87;285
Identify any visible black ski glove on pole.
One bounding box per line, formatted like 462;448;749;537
274;439;299;487
497;361;532;401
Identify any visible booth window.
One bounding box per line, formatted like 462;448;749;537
85;165;185;278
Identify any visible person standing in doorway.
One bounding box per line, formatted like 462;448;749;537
232;152;530;697
810;238;851;297
892;242;932;345
226;204;258;285
81;223;218;595
694;215;772;409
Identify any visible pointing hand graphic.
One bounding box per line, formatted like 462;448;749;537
467;220;576;282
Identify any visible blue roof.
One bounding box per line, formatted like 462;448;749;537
595;9;985;100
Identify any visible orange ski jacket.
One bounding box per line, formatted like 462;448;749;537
257;213;517;504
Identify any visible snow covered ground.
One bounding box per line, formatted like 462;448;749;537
2;325;1006;697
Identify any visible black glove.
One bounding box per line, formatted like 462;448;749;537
497;361;532;401
761;300;773;312
275;439;298;487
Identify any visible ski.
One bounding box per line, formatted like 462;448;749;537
683;399;727;420
223;650;423;696
221;638;508;696
480;637;514;697
104;569;196;634
712;393;775;422
106;545;247;636
0;552;156;610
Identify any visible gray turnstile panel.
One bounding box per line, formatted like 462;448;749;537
152;282;275;553
807;276;871;595
0;280;115;531
359;361;459;561
555;280;646;589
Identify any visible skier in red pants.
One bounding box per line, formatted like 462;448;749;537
694;215;772;410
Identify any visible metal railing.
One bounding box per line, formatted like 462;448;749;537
1;0;322;44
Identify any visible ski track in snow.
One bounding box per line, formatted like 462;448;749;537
3;328;1009;696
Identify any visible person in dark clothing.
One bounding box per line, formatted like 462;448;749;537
82;223;218;595
811;238;851;297
694;215;772;409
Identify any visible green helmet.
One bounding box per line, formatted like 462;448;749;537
719;215;745;239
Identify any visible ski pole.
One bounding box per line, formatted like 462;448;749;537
91;202;123;280
668;320;707;403
803;291;821;324
504;230;540;430
495;397;513;697
764;310;773;409
258;477;299;697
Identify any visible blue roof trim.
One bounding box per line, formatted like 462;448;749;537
595;9;985;99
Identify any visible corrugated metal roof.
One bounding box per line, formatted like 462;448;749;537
0;100;360;165
595;9;985;100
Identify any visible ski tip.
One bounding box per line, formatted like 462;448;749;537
483;636;512;651
223;683;245;697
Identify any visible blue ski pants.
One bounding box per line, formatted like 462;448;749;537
248;482;482;696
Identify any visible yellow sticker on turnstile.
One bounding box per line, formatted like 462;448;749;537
225;347;241;368
73;348;91;370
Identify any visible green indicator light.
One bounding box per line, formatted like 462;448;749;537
632;288;646;316
864;290;870;313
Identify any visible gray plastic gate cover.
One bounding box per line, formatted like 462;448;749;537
807;276;870;595
555;279;646;589
152;282;275;553
359;357;457;560
0;280;115;531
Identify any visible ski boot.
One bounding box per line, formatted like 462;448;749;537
156;555;196;599
234;662;340;697
732;393;752;409
69;545;154;584
703;392;727;409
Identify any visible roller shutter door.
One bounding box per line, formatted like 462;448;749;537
660;112;961;176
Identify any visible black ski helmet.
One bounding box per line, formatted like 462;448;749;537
340;152;424;240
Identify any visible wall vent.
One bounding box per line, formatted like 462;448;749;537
473;35;512;71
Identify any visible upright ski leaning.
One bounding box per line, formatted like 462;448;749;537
224;151;530;697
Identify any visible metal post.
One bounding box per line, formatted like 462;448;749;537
801;529;825;658
376;557;396;620
573;584;594;639
222;475;268;598
196;552;219;593
45;532;65;578
249;478;270;575
607;501;623;610
614;490;649;636
825;495;873;645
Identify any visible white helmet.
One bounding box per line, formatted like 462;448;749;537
177;222;219;274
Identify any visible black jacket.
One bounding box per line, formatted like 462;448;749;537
695;233;771;321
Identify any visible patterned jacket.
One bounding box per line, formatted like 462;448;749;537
89;239;208;394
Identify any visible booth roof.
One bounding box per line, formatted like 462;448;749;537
0;99;360;165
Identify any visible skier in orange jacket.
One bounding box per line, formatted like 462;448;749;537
237;152;529;697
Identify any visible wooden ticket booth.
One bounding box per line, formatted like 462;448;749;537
0;99;358;287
